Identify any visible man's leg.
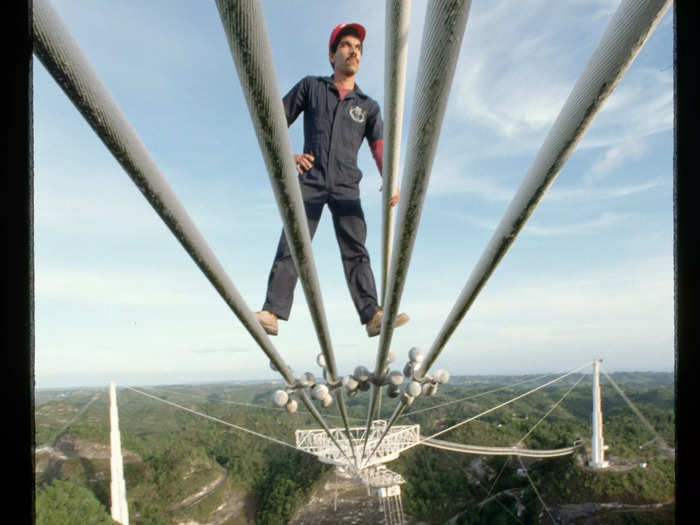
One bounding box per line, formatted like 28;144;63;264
262;198;324;320
328;197;380;324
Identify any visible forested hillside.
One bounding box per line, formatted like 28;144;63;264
34;372;675;524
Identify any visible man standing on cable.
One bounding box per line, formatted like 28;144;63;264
254;23;409;338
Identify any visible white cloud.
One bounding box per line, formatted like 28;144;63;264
446;210;635;237
427;256;673;373
431;3;673;166
587;138;649;182
426;147;667;202
525;211;633;236
581;68;673;149
547;178;668;202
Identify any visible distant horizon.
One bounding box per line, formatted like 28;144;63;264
35;367;675;391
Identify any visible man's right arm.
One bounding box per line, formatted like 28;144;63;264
282;76;309;126
282;77;314;173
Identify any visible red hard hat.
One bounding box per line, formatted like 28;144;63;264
329;23;366;52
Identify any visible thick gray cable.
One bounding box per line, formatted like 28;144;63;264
144;385;364;422
401;372;553;418
600;369;671;449
31;0;351;461
421;362;592;443
422;440;580;458
214;0;356;464
380;0;411;303
517;372;587;443
364;361;591;466
416;0;672;379
128;387;348;462
517;456;559;525
31;0;296;387
214;0;337;381
126;387;307;453
422;373;587;457
373;0;671;457
365;0;473;449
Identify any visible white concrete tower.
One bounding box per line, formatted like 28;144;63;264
588;360;609;469
109;381;130;524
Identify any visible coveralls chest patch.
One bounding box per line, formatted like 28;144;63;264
349;105;366;123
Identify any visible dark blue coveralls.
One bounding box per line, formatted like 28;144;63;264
262;75;383;324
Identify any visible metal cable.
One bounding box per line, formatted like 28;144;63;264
377;0;672;449
517;456;560;525
421;362;591;443
400;372;553;418
214;0;357;463
32;0;295;387
365;0;474;452
517;373;587;443
141;386;288;412
485;457;511;498
436;448;525;525
423;373;588;457
32;0;350;461
41;392;101;448
365;362;591;465
142;385;364;422
600;369;671;449
415;0;673;380
422;440;580;458
125;386;309;454
380;0;411;303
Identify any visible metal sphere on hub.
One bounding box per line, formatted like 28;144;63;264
313;384;329;400
388;370;404;386
354;366;370;382
408;347;425;363
273;390;289;407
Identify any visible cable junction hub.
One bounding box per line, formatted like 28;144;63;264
296;420;419;471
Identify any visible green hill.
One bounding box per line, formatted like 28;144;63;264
34;372;675;524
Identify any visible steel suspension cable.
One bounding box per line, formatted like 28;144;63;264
476;373;586;517
365;0;474;451
214;0;357;464
380;0;411;304
423;373;588;457
400;372;553;418
517;372;587;444
421;362;591;443
143;385;364;422
41;392;101;448
377;0;672;448
364;362;591;465
422;440;580;458
32;0;348;461
406;372;586;457
517;456;559;525
434;448;525;525
126;387;310;454
32;0;293;387
413;0;673;381
485;458;511;499
600;369;671;449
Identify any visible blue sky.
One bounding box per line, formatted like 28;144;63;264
34;0;674;389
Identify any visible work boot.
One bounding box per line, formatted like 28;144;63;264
254;310;278;336
365;308;410;338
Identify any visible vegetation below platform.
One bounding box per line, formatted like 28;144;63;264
34;372;674;524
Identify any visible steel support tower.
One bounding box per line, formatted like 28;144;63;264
589;360;609;469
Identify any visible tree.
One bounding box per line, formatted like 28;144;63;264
36;479;118;525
